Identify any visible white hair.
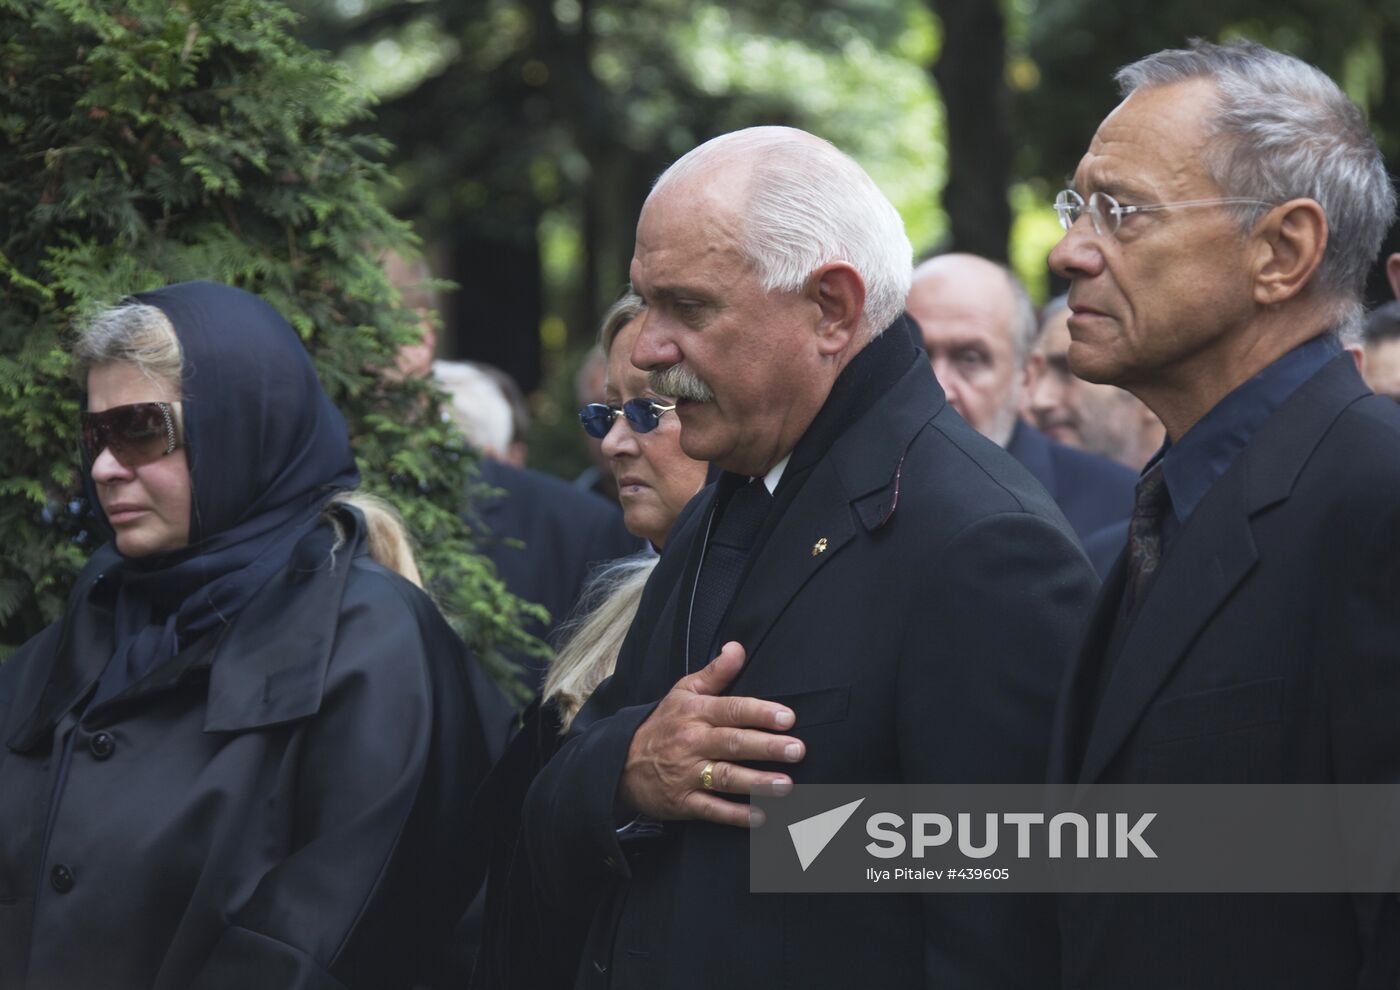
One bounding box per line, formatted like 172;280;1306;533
910;254;1038;367
431;359;514;456
1001;263;1038;367
651;126;913;337
1116;38;1396;330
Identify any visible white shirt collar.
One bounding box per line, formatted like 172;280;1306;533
760;454;791;495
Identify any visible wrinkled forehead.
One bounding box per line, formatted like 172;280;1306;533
1074;79;1219;197
631;176;754;290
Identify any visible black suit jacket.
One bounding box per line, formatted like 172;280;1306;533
469;459;641;682
1049;354;1400;989
524;326;1099;989
1007;420;1137;543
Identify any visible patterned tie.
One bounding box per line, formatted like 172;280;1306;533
1125;460;1171;613
687;479;772;670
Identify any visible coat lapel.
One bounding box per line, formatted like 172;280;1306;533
1048;550;1127;786
1075;467;1258;788
1072;353;1371;787
720;357;940;689
719;458;858;679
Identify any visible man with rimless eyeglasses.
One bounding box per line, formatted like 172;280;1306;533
1046;39;1400;989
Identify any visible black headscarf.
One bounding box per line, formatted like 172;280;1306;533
86;281;359;704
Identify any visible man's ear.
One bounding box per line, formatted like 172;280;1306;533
1251;198;1327;306
808;263;866;356
1386;252;1400;301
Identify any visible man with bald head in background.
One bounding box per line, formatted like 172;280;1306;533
906;253;1136;542
524;127;1097;989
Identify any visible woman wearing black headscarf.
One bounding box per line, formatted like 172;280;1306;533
0;281;504;989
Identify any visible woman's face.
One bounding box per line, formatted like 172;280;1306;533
86;362;192;557
603;316;709;548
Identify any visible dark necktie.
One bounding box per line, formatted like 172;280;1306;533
1125;461;1171;613
687;479;772;670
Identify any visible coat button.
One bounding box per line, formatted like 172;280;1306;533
89;732;115;760
51;864;75;893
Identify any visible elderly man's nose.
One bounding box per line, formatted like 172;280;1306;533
1049;226;1106;281
630;312;681;372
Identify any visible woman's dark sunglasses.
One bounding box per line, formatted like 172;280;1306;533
80;401;184;467
578;398;676;439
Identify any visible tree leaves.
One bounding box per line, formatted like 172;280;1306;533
0;0;545;692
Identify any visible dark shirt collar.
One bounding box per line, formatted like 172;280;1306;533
1155;333;1341;534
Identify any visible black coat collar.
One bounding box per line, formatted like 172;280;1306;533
659;315;945;684
6;509;366;751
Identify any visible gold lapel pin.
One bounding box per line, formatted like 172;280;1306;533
811;537;828;556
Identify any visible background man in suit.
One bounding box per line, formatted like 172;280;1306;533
523;126;1092;990
906;253;1137;541
437;361;641;685
1026;295;1164;471
1047;39;1400;989
1357;300;1400;401
524;126;1098;988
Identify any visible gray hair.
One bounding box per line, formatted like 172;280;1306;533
909;254;1039;366
1116;38;1395;327
651;127;913;337
1003;264;1039;366
71;303;183;388
598;291;645;353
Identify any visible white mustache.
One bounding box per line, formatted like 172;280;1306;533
648;365;714;403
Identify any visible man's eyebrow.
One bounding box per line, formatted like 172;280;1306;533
1080;175;1152;202
644;284;710;303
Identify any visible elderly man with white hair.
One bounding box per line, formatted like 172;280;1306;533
523;126;1097;989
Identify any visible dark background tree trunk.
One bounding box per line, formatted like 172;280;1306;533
930;0;1012;262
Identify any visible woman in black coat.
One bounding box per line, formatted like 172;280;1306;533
470;291;709;989
0;281;502;989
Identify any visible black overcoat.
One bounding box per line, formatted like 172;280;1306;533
523;327;1100;989
0;515;501;989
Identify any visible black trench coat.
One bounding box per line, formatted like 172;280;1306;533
0;518;501;989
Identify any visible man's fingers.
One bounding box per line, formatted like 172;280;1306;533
684;641;748;697
699;760;793;797
704;724;805;764
680;790;771;829
704;693;796;734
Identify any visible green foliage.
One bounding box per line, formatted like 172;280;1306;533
291;0;944;477
0;0;545;693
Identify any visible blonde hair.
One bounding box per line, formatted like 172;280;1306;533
326;492;424;587
599;291;644;353
543;555;657;731
72;303;183;389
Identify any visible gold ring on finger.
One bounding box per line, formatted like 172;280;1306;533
700;761;717;790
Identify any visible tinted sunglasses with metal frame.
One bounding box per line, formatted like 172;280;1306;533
578;398;676;439
80;401;185;467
